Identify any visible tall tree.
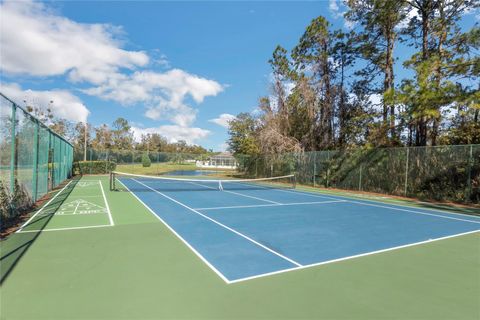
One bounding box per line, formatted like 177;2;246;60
331;30;359;146
111;118;134;150
292;16;335;149
227;113;260;155
401;0;479;145
91;124;112;150
346;0;407;144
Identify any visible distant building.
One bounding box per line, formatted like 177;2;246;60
196;152;237;169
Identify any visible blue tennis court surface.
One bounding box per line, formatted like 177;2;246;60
119;177;480;283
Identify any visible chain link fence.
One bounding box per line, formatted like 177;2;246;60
0;93;74;228
236;145;479;203
78;144;478;204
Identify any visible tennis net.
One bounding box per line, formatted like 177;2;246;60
110;171;296;192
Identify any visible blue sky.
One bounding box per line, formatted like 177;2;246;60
1;1;478;150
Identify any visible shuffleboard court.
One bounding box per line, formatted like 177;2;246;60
113;172;480;283
17;179;114;233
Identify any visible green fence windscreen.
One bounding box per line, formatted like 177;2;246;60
78;144;478;204
0;93;74;225
236;146;479;203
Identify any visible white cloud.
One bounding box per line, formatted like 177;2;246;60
344;18;355;30
0;0;149;84
209;113;236;128
329;0;354;29
398;7;419;30
329;0;341;18
131;125;210;145
83;69;223;126
218;142;229;151
0;0;224;128
1;83;89;122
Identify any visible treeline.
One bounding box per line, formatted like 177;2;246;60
25;105;208;155
228;0;479;155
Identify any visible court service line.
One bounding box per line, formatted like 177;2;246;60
188;181;280;205
17;224;113;233
346;200;480;225
274;188;480;224
271;187;480;221
194;200;347;211
115;178;231;284
133;179;303;268
16;181;73;233
228;229;480;284
99;180;114;226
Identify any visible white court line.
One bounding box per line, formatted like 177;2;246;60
16;181;73;233
240;183;480;225
195;200;346;211
279;189;480;225
99;180;114;226
67;195;104;198
273;187;480;221
121;178;480;285
115;178;231;284
133;178;302;268
347;200;480;224
72;200;81;215
228;229;480;284
188;181;280;205
17;224;113;233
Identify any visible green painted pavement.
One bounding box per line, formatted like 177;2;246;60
1;176;479;319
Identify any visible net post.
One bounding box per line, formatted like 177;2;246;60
109;171;115;191
293;174;297;189
32;118;39;202
313;151;316;187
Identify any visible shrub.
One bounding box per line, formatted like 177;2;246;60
142;153;151;167
74;161;117;175
0;178;32;233
0;180;11;222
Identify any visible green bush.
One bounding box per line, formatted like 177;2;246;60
0;178;33;233
142;153;151;167
0;180;11;223
74;161;117;175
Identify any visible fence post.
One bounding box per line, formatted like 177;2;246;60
326;151;330;188
9;102;16;195
404;147;410;196
255;158;258;178
466;145;473;202
89;148;93;174
313;152;316;187
32;119;39;202
358;164;362;191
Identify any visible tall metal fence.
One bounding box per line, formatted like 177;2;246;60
236;145;480;204
78;144;478;204
0;93;74;210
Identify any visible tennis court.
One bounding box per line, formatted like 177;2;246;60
113;172;480;283
2;174;480;319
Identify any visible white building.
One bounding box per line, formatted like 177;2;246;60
196;152;238;169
